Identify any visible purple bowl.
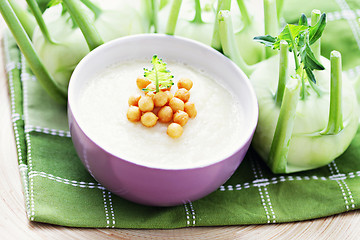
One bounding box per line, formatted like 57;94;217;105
68;34;258;206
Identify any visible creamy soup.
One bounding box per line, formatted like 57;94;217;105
78;59;244;169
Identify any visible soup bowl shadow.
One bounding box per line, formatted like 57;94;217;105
68;34;258;206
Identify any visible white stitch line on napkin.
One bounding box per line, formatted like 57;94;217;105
332;161;355;209
330;161;355;210
28;171;105;189
254;160;276;223
21;54;30;125
328;163;350;210
251;160;272;224
102;190;110;228
24;125;71;138
19;164;31;217
5;34;31;217
21;53;36;221
219;169;360;192
25;133;35;221
188;201;196;226
184;204;191;226
19;55;71;139
108;191;116;228
336;0;360;49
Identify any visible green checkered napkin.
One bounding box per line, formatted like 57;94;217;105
4;0;360;228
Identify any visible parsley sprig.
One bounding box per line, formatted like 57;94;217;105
254;13;326;89
143;55;174;93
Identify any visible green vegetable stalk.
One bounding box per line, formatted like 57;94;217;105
8;0;36;38
61;0;104;50
216;0;282;72
322;51;343;135
269;77;300;173
160;0;221;46
211;0;231;51
218;10;254;76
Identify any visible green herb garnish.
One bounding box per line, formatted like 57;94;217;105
143;55;174;93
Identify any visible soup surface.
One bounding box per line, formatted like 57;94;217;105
78;59;244;169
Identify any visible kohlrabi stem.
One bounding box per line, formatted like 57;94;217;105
26;0;56;44
218;10;254;77
308;76;322;97
166;0;182;35
62;0;103;51
236;0;251;27
211;0;231;51
289;27;300;70
276;0;284;23
300;69;306;100
151;0;159;33
192;0;203;23
8;0;36;38
269;78;300;174
322;51;344;135
264;0;278;58
275;41;288;106
311;9;321;61
0;0;67;103
80;0;102;19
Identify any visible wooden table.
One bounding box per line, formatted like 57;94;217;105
1;8;360;240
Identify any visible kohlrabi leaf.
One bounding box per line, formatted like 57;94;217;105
274;24;308;50
36;0;52;12
300;43;325;71
143;55;174;92
253;35;277;48
48;0;61;7
298;14;308;26
309;13;326;45
254;13;327;85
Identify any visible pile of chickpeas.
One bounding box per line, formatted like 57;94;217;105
126;76;196;138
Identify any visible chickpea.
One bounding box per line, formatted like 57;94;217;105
153;91;169;107
136;76;151;90
169;97;184;112
173;110;189;126
174;88;190;102
184;102;197;118
141;112;158;127
138;95;154;112
167;123;183;138
126;106;141;122
158;106;173;123
146;91;155;99
177;78;193;90
165;91;173;103
128;93;141;106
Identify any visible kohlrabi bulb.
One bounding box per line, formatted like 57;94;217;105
250;54;359;173
32;1;148;94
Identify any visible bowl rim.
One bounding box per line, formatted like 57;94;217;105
68;33;259;170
